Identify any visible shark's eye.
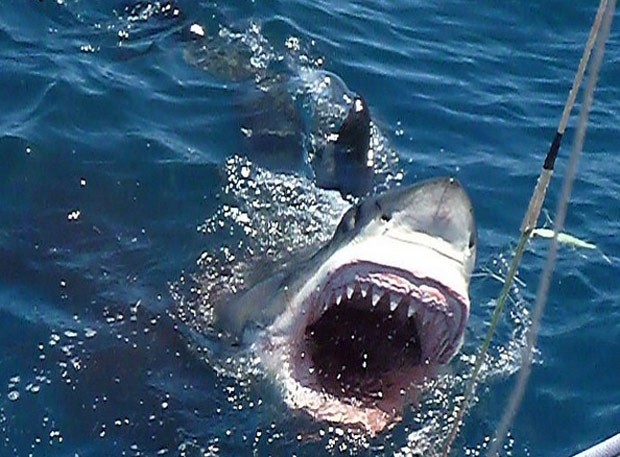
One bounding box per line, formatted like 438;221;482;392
468;231;476;249
375;201;391;222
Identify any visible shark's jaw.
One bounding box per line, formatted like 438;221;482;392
252;236;470;434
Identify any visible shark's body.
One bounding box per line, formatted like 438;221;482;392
121;3;381;197
216;177;477;434
184;25;375;197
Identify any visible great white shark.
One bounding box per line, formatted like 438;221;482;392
215;177;476;434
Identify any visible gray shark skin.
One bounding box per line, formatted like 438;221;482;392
216;177;477;434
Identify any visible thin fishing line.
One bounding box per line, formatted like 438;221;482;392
440;1;610;455
487;1;616;454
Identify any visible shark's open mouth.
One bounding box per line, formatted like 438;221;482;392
267;260;469;434
230;178;475;434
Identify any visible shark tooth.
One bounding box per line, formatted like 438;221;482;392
360;283;369;298
346;285;354;299
336;293;343;305
407;303;416;318
389;294;400;312
372;289;382;306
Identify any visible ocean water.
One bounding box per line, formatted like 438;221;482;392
1;1;619;456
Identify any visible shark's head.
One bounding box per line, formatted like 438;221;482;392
217;177;476;434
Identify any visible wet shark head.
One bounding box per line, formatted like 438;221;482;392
217;177;476;434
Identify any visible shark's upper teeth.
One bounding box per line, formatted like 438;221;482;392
389;294;399;312
371;289;382;306
407;303;416;318
320;282;443;346
346;285;354;299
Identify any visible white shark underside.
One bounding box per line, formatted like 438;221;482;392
216;177;477;434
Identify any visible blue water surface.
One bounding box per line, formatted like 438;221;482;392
1;1;619;456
